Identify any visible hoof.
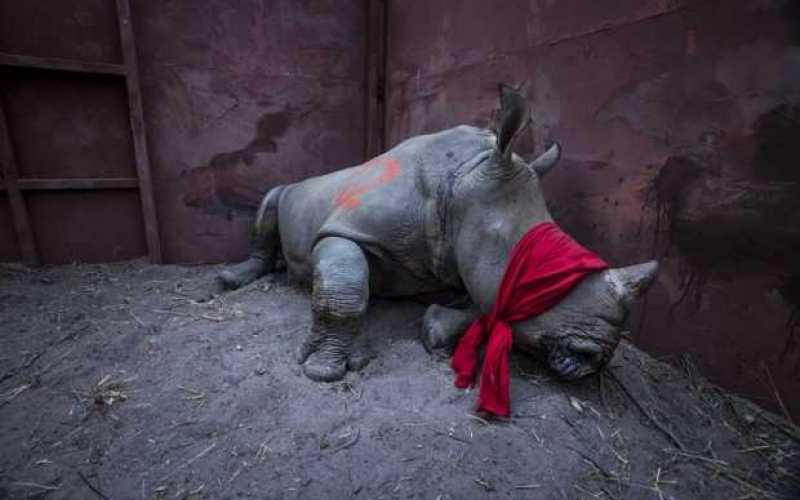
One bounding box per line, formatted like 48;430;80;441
217;270;243;290
346;347;374;371
218;257;266;290
421;306;447;351
303;352;347;382
295;338;317;365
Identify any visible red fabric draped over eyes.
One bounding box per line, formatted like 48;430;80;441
450;222;609;417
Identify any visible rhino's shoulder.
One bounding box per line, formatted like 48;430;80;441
389;125;495;169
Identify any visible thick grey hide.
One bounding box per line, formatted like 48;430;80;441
219;84;658;383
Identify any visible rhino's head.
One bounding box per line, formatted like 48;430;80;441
512;262;658;379
449;83;658;379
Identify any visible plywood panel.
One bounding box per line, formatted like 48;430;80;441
1;69;135;179
0;195;21;262
132;0;367;263
26;191;146;264
0;0;121;64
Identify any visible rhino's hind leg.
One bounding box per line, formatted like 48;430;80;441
298;237;369;382
218;257;267;290
421;304;478;352
218;186;284;290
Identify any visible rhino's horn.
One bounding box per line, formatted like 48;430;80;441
494;83;531;163
606;260;659;307
529;143;561;177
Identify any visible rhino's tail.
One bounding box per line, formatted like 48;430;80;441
250;184;285;263
218;185;286;290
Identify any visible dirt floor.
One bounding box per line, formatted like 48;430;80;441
0;261;799;500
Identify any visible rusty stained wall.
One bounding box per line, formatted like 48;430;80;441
386;0;800;417
131;0;367;264
0;0;367;265
0;0;146;264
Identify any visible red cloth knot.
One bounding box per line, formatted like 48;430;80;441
450;222;609;417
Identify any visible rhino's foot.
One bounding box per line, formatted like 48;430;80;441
299;327;357;382
302;348;348;382
421;304;479;353
301;236;369;383
295;338;315;365
421;306;450;352
295;333;323;365
346;344;374;371
218;256;268;290
297;336;372;378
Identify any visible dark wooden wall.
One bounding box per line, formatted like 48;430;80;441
132;0;368;263
0;0;158;265
0;0;369;264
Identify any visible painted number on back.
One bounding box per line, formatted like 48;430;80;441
335;156;401;209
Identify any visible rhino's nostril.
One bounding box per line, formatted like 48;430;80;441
556;356;578;375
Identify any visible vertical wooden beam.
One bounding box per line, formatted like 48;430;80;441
0;100;38;266
364;0;388;159
116;0;163;264
382;0;392;152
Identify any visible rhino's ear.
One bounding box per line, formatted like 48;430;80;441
529;143;561;177
605;260;659;307
494;83;531;162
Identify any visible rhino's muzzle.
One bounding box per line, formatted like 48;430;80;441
546;343;608;380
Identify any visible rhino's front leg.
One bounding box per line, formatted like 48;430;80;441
421;304;479;352
297;237;369;382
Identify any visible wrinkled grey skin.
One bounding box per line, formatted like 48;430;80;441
219;84;658;383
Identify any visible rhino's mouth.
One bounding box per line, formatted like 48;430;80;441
514;319;620;380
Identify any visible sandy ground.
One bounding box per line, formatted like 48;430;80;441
0;261;798;500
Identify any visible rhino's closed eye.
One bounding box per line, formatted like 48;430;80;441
576;350;604;367
570;340;602;355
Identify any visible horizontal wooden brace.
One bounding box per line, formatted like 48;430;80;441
0;52;127;76
0;177;139;191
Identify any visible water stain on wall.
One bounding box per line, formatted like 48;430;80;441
651;105;800;271
181;110;292;215
643;105;800;342
644;155;708;315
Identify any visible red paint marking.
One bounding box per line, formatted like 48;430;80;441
335;156;401;209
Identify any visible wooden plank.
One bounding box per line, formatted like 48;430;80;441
14;177;139;191
0;52;127;76
0;101;39;266
116;0;163;264
364;0;388;159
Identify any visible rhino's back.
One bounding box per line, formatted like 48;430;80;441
277;125;494;293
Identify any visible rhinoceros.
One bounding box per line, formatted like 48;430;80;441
219;84;658;384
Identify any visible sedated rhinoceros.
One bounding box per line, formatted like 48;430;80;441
219;84;658;387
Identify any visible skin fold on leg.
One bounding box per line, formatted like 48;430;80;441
298;236;370;382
